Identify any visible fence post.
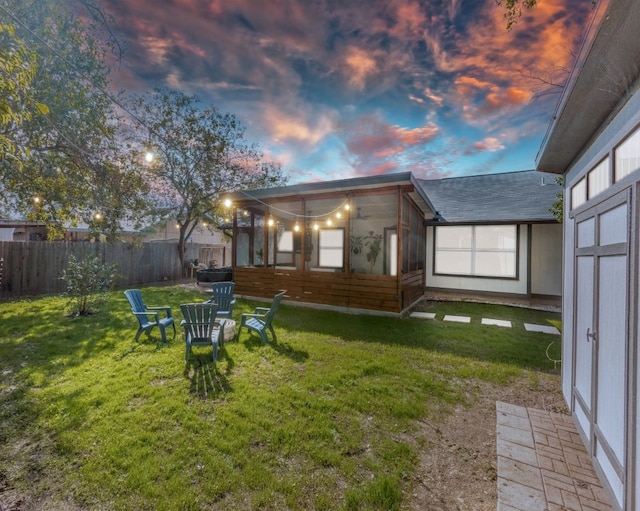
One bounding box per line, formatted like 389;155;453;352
0;256;3;298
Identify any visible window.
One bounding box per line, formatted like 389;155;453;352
435;225;517;278
615;126;640;182
588;157;610;199
278;230;294;252
571;178;586;210
318;229;344;268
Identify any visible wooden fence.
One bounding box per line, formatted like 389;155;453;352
0;241;204;299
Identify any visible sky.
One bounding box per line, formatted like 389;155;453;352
102;0;596;184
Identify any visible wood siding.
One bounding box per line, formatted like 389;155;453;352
234;267;404;313
401;270;424;308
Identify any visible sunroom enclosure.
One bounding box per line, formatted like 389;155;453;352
230;181;428;314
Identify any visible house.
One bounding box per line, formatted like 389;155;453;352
0;220;47;242
226;169;561;315
226;172;432;314
535;0;640;508
423;171;562;303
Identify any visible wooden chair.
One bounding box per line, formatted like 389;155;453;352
204;281;236;319
124;289;176;343
180;302;227;362
237;291;286;344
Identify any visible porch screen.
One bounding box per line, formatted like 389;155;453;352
435;225;517;278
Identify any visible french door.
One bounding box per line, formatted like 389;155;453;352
573;189;630;508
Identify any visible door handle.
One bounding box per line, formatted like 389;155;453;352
586;328;597;343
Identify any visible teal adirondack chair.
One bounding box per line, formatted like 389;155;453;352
204;281;236;319
180;302;226;362
237;290;286;344
124;289;176;343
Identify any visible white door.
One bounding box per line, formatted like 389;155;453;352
573;190;629;507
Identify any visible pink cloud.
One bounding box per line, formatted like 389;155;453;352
341;113;441;176
466;136;505;154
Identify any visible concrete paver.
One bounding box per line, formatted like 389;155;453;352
482;318;512;327
443;314;471;323
409;311;436;319
496;401;613;511
524;323;560;335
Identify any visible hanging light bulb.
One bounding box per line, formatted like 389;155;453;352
268;217;275;227
326;218;333;226
294;223;300;232
313;223;319;231
94;212;103;221
33;196;41;205
344;204;350;211
336;212;342;219
144;149;154;163
224;198;232;208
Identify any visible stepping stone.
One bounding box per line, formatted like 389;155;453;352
524;323;560;335
443;315;471;323
409;312;436;319
482;318;512;328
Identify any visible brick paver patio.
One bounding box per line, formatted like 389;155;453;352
496;401;613;511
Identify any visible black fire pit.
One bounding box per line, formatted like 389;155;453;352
196;266;233;283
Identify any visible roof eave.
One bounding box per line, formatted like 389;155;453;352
536;0;640;174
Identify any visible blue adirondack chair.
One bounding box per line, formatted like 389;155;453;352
204;281;236;319
180;302;227;362
124;289;176;343
237;290;286;344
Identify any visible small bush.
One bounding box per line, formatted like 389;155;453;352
60;254;118;316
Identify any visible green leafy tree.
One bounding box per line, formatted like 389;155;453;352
0;23;43;177
0;0;150;241
549;175;564;223
127;87;287;267
60;254;118;316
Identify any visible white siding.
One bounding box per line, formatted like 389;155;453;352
530;223;562;296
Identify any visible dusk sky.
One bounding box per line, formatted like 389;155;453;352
103;0;597;184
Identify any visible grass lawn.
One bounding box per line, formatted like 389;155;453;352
0;286;561;511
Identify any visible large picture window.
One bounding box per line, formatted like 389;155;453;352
435;225;517;278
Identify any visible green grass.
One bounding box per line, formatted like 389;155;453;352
0;287;561;510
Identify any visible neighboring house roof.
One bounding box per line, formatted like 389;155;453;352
417;170;561;224
228;171;435;215
536;0;640;174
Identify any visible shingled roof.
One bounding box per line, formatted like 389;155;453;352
416;170;561;224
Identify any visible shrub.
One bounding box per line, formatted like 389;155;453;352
60;254;118;316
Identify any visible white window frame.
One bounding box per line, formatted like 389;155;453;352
434;225;518;278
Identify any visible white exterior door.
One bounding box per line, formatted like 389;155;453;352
573;190;630;507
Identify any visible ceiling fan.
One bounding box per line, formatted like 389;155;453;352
355;207;371;220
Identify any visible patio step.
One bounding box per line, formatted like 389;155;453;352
496;401;613;511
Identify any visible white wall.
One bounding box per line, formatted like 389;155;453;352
0;228;15;241
531;223;562;296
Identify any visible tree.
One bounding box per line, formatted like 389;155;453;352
549;175;564;223
496;0;537;30
0;23;42;177
60;253;118;316
127;87;287;267
0;0;150;240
